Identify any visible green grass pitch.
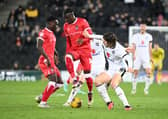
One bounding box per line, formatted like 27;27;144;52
0;81;168;119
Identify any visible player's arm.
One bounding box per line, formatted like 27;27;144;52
149;41;153;62
128;43;136;61
122;53;133;73
121;45;133;72
54;49;59;65
161;48;165;61
77;19;93;45
83;29;103;39
37;37;51;67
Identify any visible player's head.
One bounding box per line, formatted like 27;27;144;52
154;43;159;49
103;32;118;48
140;23;146;34
46;15;59;31
63;8;76;24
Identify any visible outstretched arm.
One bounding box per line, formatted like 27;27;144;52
83;29;103;39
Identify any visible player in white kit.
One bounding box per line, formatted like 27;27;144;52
91;39;107;78
94;32;133;111
131;24;153;95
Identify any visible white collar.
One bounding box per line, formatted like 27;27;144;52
45;27;52;32
72;18;78;24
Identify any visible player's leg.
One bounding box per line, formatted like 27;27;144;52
65;51;80;80
131;70;139;94
38;73;57;108
81;55;94;107
157;61;163;84
144;68;152;95
63;60;80;92
38;65;63;108
110;72;132;110
63;79;84;106
95;72;114;110
131;59;140;94
63;61;87;106
76;62;86;94
143;59;153;95
151;60;155;82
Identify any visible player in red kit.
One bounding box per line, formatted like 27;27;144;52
63;8;94;107
36;16;63;108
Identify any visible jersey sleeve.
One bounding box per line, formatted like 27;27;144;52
118;43;127;58
82;19;92;35
37;30;47;42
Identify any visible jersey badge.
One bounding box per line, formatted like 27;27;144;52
75;25;79;30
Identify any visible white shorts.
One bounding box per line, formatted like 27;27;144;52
91;64;105;78
105;63;126;79
91;56;106;78
133;57;151;70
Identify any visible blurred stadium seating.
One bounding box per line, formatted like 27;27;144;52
0;0;167;70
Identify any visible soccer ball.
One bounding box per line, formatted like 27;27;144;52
70;97;82;108
35;95;42;103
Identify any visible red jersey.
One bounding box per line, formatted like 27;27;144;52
38;27;56;62
64;17;92;53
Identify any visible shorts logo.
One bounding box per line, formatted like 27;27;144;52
112;51;115;54
106;52;110;57
96;42;99;46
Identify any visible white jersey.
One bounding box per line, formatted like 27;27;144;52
104;42;128;77
91;39;106;77
132;32;152;69
132;32;152;59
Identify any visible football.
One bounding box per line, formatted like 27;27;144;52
70;97;82;108
35;95;42;103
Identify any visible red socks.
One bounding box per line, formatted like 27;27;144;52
86;77;93;92
42;81;56;102
86;77;93;101
65;56;75;78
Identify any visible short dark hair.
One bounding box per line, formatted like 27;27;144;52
46;15;57;22
103;32;118;47
63;8;74;15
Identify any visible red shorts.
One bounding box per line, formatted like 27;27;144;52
67;50;92;72
76;62;83;73
38;56;61;78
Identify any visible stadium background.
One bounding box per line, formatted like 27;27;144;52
0;1;168;119
0;0;168;82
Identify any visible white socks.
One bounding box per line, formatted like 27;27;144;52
115;86;129;106
96;84;111;103
132;77;137;91
144;76;151;92
66;83;82;103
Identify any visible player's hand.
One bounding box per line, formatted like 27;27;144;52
125;47;134;53
77;39;84;45
150;59;154;64
54;54;59;65
44;58;51;67
127;67;134;73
